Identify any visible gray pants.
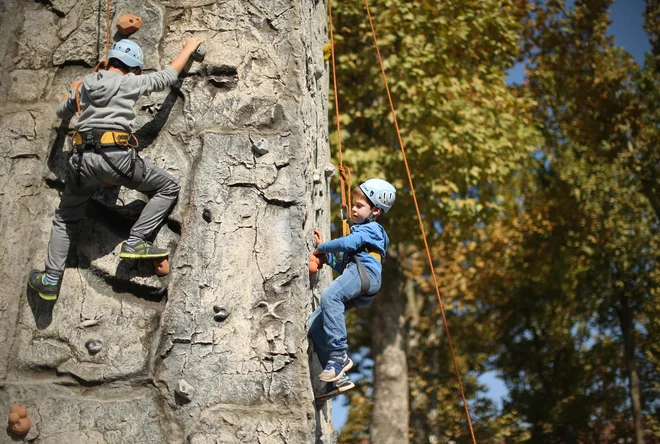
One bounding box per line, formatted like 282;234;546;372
45;148;180;275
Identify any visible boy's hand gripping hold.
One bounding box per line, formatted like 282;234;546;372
309;228;328;274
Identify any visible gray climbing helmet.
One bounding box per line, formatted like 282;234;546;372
108;39;144;69
359;178;396;213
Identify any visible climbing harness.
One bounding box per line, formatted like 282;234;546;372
71;130;145;189
342;247;382;296
327;0;478;441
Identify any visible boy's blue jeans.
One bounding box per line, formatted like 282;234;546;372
308;262;381;367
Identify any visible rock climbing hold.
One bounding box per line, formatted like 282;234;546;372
309;250;328;274
85;339;103;355
116;13;143;36
314;65;324;80
11;417;31;435
324;163;336;178
8;412;20;426
250;136;269;155
9;404;27;419
152;257;170;276
175;379;195;402
213;306;229;321
202;207;212;223
191;44;206;62
309;254;321;274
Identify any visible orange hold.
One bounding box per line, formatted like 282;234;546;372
309;254;320;274
153;257;170;276
8;412;20;426
11;417;31;435
9;404;27;419
116;13;142;36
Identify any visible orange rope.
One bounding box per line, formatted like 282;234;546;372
105;0;111;58
75;84;81;115
339;164;352;231
76;0;111;113
327;0;351;237
361;0;478;442
76;0;112;114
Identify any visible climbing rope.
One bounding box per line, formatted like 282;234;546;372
77;0;112;115
75;84;82;115
326;0;478;441
361;1;477;441
104;0;111;58
327;0;352;237
92;0;112;73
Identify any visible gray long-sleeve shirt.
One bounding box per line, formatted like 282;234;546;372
57;66;179;132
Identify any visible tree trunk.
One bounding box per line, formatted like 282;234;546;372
370;245;409;443
0;0;334;442
618;295;646;444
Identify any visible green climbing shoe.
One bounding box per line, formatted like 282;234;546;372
119;240;169;259
28;270;60;301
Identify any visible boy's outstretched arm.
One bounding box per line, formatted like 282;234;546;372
316;231;365;255
136;36;203;96
170;37;203;74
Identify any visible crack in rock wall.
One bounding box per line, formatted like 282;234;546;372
0;0;336;442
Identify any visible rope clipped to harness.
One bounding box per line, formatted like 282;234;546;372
338;165;352;237
327;0;355;239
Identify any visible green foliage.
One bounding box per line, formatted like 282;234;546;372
479;0;660;441
327;0;539;441
326;0;659;441
329;0;539;240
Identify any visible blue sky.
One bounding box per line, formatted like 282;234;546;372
508;0;651;84
332;0;652;432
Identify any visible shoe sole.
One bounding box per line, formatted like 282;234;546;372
315;380;356;401
28;281;57;301
119;252;168;259
319;358;353;383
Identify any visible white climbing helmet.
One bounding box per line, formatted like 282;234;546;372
108;39;144;69
359;178;396;213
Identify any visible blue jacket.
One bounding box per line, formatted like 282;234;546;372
316;221;389;274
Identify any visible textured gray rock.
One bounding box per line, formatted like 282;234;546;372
0;0;335;442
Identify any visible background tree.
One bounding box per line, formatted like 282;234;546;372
326;0;538;441
483;0;660;441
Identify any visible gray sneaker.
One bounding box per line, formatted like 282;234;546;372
119;240;168;259
315;375;356;401
319;354;353;382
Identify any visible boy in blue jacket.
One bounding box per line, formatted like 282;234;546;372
309;178;396;400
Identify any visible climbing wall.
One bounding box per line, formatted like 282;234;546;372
0;0;336;442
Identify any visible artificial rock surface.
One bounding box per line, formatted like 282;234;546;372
0;0;337;442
